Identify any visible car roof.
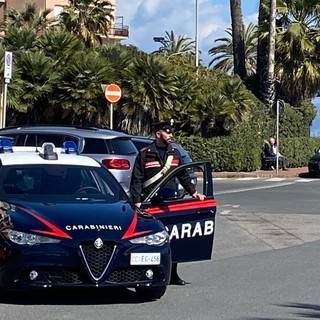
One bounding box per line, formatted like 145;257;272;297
0;125;131;139
0;151;100;167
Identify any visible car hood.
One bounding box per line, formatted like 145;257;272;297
2;199;161;242
309;154;320;161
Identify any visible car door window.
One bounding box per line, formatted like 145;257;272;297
141;161;216;263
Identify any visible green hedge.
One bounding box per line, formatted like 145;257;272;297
177;136;320;171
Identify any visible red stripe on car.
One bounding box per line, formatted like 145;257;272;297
19;207;73;239
121;211;152;240
145;198;217;215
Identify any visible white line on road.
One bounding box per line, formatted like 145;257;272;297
219;210;231;215
215;181;295;195
265;178;286;182
294;179;315;182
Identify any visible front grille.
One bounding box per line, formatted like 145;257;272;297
107;268;145;283
45;269;83;284
80;241;116;281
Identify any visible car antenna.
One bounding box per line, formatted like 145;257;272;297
35;135;39;153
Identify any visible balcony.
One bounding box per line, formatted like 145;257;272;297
109;16;129;40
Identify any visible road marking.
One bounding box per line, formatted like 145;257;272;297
215;181;295;195
265;178;286;182
236;177;259;181
219;210;231;215
294;179;315;182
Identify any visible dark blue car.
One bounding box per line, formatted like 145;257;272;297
0;139;216;300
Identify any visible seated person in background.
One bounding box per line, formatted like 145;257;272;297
264;137;289;171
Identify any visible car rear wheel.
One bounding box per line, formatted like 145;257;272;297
135;286;167;300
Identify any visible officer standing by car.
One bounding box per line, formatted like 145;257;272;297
129;121;205;285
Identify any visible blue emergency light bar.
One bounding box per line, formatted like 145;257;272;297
61;141;79;154
0;138;13;153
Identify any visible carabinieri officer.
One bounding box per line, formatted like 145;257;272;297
130;121;205;285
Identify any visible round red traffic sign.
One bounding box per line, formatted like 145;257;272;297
105;84;121;103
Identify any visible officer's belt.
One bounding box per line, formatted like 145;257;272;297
143;155;174;188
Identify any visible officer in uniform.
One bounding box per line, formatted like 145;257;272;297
130;121;205;285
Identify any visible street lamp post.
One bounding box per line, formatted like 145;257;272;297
153;37;167;46
195;0;199;68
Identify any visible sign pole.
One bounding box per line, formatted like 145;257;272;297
103;84;121;130
2;51;13;129
2;79;9;128
276;99;279;175
110;103;113;130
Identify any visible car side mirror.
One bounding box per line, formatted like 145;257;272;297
152;187;183;201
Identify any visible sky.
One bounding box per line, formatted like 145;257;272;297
115;0;320;137
116;0;258;66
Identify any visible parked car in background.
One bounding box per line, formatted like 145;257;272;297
0;125;138;194
308;148;320;176
131;135;197;186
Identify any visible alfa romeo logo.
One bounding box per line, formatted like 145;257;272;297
94;238;103;249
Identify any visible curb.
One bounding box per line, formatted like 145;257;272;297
212;168;309;179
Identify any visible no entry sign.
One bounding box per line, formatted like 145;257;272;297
105;84;121;103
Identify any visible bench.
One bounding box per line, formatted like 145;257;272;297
261;152;276;170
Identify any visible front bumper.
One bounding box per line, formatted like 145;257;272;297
0;242;171;290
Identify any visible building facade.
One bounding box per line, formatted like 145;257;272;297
0;0;129;43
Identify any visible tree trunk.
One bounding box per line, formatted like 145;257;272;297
230;0;247;79
257;0;276;107
256;0;269;101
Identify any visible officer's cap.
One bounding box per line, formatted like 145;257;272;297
152;121;174;134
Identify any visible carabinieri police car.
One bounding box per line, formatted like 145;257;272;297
0;139;216;300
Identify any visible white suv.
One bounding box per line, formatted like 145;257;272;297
0;125;138;194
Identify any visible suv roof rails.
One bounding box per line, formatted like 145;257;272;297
0;124;111;131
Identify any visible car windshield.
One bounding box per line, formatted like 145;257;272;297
0;165;130;202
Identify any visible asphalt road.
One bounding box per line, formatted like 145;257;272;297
1;176;320;320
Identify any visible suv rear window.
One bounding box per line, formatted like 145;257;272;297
3;134;78;147
82;138;137;155
25;134;78;147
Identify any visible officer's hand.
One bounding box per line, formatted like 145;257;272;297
192;191;205;201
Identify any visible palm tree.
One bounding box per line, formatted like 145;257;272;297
38;27;84;68
119;53;178;134
256;0;270;101
154;30;196;61
51;50;114;125
2;27;38;52
8;51;61;124
208;23;258;75
275;0;320;107
230;0;246;79
59;0;114;48
0;3;55;33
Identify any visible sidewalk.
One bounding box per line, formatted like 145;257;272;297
213;167;309;178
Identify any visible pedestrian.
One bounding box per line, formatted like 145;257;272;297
264;137;289;170
129;121;205;285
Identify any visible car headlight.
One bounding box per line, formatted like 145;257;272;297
129;230;169;246
7;230;61;245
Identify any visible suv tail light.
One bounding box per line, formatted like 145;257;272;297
102;159;131;170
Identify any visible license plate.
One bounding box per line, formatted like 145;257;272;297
130;253;161;265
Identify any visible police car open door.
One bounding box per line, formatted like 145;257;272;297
141;161;216;263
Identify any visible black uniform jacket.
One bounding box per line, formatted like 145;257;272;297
130;141;196;204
